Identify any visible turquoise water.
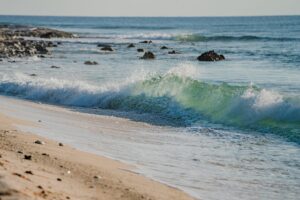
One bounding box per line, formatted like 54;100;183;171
0;16;300;199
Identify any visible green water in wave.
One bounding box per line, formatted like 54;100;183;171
124;75;300;143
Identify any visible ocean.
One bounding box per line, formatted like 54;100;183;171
0;15;299;199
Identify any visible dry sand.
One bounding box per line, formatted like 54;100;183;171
0;112;194;200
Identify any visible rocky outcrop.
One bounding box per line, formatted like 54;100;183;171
161;46;169;50
0;25;73;58
0;39;51;58
197;50;225;61
0;25;74;38
141;51;155;59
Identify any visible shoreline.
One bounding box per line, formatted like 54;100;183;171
0;95;194;200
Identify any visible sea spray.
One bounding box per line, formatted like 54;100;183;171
0;67;299;143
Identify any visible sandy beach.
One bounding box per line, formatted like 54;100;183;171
0;14;299;200
0;97;193;200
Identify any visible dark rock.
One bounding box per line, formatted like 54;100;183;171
59;143;64;147
42;153;49;156
51;65;60;69
197;50;225;61
24;155;32;160
46;41;54;47
127;43;135;48
39;30;73;38
40;32;54;39
34;140;44;145
25;170;33;175
139;40;152;44
0;25;72;58
30;74;37;77
168;50;179;54
141;51;155;59
84;61;98;65
137;48;144;52
57;178;62;181
161;46;169;50
101;46;113;51
34;43;48;54
12;173;24;178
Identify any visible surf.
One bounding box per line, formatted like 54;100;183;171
0;68;299;143
173;34;300;42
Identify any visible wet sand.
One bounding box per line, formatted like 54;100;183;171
0;105;194;200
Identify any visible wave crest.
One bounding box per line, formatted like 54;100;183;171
0;69;299;143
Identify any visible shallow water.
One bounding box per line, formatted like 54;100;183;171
0;16;300;199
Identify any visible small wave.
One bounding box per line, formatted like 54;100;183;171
77;33;175;41
50;24;173;30
173;34;300;42
75;33;300;43
0;67;299;143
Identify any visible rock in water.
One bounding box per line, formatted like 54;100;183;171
168;50;179;54
0;25;73;58
127;43;135;48
137;48;144;52
161;46;169;49
197;50;225;61
39;30;73;38
101;46;114;51
141;51;155;59
84;61;98;65
139;40;152;44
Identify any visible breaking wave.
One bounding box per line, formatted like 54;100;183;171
0;67;299;143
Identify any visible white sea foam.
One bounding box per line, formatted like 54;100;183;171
1;67;299;131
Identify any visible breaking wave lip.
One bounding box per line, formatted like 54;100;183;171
0;67;299;143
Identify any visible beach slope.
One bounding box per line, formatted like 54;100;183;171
0;111;193;200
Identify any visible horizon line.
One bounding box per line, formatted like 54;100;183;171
0;14;299;18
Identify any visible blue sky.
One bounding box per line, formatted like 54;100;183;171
0;0;299;16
